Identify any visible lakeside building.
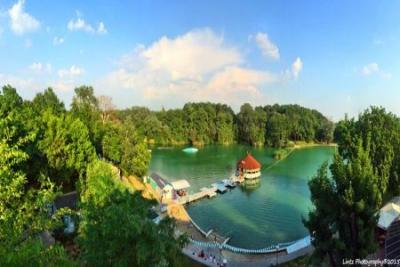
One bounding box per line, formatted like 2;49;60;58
147;173;190;202
376;196;400;258
236;153;262;180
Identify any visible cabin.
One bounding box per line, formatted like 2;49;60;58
237;153;261;180
148;173;174;201
148;173;191;201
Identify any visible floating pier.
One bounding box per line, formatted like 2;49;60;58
212;182;227;193
178;187;217;204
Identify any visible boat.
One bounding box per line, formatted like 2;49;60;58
182;147;199;153
222;179;236;188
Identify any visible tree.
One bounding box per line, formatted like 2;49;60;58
0;85;23;116
97;95;115;124
334;107;400;197
304;141;381;266
39;113;96;187
120;122;150;177
71;86;103;153
32;87;65;114
0;121;74;266
79;160;186;266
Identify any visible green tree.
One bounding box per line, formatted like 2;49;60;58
79;160;186;266
71;86;103;153
32;87;65;115
0;121;74;266
120;122;150;177
304;141;381;266
39;113;96;187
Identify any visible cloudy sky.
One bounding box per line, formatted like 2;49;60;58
0;0;399;120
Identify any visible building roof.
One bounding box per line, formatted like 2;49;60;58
171;179;190;190
54;191;78;210
237;153;261;170
385;217;400;260
150;173;170;189
378;202;400;230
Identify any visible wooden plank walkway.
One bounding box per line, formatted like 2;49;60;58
178;187;217;205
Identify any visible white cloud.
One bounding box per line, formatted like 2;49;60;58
67;17;94;33
254;32;280;60
360;62;391;79
58;65;84;78
101;28;283;107
53;36;64;45
361;63;379;76
291;57;303;80
97;22;107;34
28;62;52;73
67;14;107;34
8;0;40;35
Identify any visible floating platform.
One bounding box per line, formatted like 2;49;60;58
178;187;217;204
212;182;227;193
222;179;236;188
182;147;198;153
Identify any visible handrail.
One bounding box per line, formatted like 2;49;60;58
188;236;309;254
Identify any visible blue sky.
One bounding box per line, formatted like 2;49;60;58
0;0;399;120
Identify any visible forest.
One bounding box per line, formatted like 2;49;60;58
119;102;334;148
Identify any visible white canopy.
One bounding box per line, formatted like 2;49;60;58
171;179;190;190
378;202;400;230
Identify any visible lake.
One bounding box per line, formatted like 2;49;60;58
150;145;335;249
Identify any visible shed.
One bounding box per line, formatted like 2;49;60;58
149;173;174;200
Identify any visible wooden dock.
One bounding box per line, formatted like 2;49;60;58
178;187;217;204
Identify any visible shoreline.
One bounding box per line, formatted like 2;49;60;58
265;142;336;171
126;144;326;266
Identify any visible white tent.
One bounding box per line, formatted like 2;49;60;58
378;202;400;230
171;179;190;191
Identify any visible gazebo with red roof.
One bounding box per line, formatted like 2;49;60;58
237;153;262;180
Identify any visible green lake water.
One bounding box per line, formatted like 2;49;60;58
150;145;335;249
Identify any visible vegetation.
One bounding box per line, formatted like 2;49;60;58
79;160;187;266
0;85;184;266
118;102;334;147
305;107;400;266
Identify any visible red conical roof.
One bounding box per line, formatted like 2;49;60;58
237;153;261;170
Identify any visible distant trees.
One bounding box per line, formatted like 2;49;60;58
118;103;333;147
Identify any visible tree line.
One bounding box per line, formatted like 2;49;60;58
304;107;400;266
118;102;334;148
0;85;186;266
